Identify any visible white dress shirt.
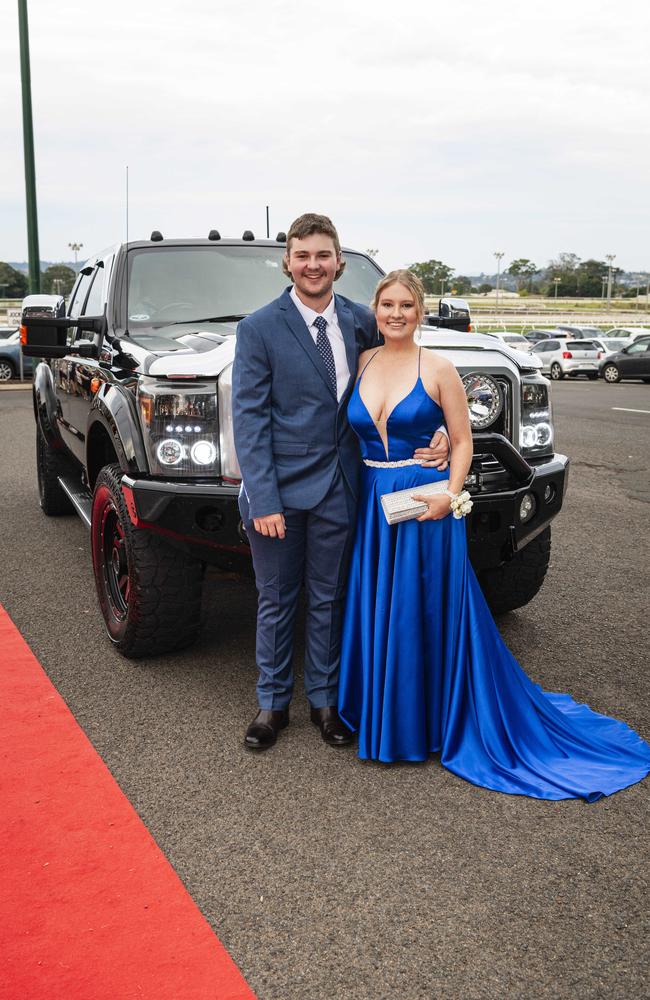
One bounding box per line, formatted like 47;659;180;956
290;286;350;402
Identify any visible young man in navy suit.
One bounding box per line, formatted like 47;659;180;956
232;214;449;750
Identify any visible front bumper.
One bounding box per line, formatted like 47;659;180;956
467;433;569;571
121;475;245;558
121;435;570;573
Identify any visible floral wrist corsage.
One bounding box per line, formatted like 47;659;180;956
445;489;473;519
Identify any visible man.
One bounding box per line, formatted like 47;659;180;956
232;214;449;751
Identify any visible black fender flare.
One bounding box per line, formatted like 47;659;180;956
32;362;65;449
86;384;149;487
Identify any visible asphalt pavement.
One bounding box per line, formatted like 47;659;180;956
1;381;649;1000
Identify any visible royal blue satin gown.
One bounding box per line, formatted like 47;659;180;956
338;355;650;800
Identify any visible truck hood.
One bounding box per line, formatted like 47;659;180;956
124;321;239;377
417;329;541;372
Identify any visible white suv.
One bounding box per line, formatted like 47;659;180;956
532;338;602;380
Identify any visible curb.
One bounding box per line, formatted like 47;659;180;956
0;383;32;391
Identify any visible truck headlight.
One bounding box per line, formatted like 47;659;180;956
520;376;554;458
462;373;503;429
137;378;219;477
217;362;242;482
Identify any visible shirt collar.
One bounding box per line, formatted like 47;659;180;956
290;285;336;329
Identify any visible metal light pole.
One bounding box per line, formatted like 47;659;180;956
265;206;270;239
601;275;607;301
605;254;616;307
553;277;561;300
493;251;504;312
18;0;41;294
68;241;83;267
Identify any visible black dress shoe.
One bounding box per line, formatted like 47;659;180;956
310;706;353;747
244;708;289;751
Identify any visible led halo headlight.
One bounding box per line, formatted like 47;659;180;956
156;438;184;466
137;377;219;476
191;440;217;466
520;377;554;457
461;372;503;430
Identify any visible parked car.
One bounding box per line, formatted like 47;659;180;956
590;337;632;357
555;325;603;339
0;338;34;381
21;232;568;656
483;332;535;353
532;338;601;380
600;340;650;383
0;327;19;342
605;327;650;342
523;330;561;344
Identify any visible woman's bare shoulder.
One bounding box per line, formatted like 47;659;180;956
420;348;458;384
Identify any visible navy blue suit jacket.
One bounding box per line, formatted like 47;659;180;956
232;286;378;519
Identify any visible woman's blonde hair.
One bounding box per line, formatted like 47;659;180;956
371;269;425;325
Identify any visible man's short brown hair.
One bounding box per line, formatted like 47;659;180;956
282;212;346;280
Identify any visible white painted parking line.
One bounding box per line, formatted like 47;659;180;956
611;407;650;414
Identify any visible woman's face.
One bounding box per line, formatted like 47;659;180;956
375;282;420;343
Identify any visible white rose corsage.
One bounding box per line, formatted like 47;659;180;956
445;489;473;519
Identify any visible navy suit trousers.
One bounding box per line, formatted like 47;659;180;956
240;467;356;710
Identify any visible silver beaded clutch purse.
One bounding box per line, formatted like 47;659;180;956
380;480;450;525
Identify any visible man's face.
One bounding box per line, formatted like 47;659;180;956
284;233;340;302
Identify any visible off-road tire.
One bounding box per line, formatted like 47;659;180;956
550;363;563;381
478;526;551;615
91;463;203;658
36;423;75;515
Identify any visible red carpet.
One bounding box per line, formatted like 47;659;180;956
0;604;256;1000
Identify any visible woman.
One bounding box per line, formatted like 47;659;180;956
338;269;650;800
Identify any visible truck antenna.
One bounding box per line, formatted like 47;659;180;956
125;164;129;336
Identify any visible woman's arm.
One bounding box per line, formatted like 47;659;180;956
437;358;473;495
413;356;472;521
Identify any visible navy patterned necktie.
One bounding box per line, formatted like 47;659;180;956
313;315;337;397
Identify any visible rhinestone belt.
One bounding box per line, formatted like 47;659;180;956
363;458;424;468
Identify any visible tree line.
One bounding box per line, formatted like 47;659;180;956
0;262;77;299
409;254;644;298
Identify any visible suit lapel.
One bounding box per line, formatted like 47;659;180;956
335;294;359;397
279;288;337;400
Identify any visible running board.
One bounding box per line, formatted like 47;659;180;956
58;475;93;529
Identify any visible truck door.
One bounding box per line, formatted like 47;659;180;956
55;267;95;454
65;259;113;464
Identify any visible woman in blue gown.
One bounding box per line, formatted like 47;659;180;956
338;270;650;800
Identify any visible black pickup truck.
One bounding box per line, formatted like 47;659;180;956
22;233;569;657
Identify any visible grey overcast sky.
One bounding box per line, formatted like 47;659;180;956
2;0;649;274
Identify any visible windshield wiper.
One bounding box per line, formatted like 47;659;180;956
171;314;248;326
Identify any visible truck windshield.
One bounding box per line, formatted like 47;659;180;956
127;245;383;331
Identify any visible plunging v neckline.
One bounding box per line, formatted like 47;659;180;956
357;377;423;461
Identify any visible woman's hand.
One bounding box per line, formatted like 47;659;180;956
412;493;452;521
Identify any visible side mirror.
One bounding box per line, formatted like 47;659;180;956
21;313;106;359
436;297;471;333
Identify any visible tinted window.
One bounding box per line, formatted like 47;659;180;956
68;271;93;320
627;341;650;354
547;341;560;350
127;245;383;336
567;341;597;350
82;266;105;317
